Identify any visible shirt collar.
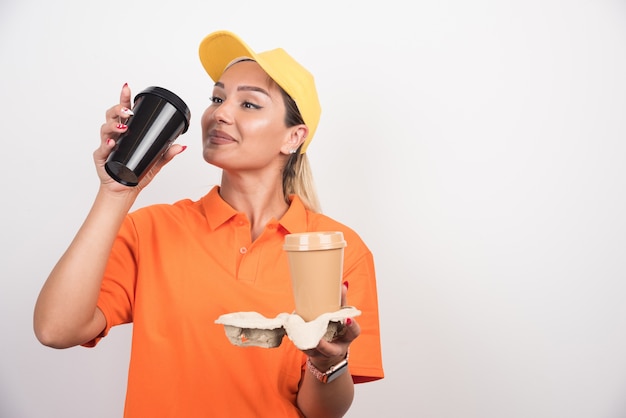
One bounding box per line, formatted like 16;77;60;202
279;194;308;234
200;186;309;234
201;186;237;230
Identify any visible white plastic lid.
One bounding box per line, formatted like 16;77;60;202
283;231;347;251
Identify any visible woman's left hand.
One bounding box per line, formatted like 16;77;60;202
302;282;360;370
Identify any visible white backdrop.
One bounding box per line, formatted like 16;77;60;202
2;1;626;417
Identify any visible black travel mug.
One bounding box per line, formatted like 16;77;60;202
105;86;191;186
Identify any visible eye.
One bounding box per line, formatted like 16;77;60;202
209;96;223;104
242;101;262;110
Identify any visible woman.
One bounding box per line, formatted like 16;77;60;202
34;30;384;417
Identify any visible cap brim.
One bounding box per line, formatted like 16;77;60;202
199;31;258;82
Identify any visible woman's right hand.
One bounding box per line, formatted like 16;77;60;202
34;83;189;349
95;83;187;194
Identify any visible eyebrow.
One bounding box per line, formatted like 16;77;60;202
214;82;270;97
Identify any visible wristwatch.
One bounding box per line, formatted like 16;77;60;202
306;353;349;384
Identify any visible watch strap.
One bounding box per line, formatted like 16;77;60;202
306;352;349;384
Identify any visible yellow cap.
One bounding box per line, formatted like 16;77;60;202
199;30;321;154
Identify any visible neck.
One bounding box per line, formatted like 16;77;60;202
219;171;289;240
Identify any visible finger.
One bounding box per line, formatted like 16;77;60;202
157;144;187;167
306;317;360;359
307;338;344;359
96;137;116;154
115;84;134;125
104;105;133;124
340;281;348;306
93;138;117;166
100;119;129;142
135;144;187;188
120;83;132;110
340;317;360;343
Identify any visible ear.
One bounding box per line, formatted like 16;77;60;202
281;125;308;155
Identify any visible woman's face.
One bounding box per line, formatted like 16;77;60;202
201;60;293;171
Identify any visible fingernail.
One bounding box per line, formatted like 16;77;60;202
106;138;115;146
181;145;187;152
343;281;349;290
346;318;352;326
121;107;134;116
123;82;128;88
116;123;127;129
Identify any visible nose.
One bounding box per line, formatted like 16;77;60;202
211;100;233;125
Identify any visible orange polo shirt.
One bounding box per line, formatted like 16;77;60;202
86;186;384;417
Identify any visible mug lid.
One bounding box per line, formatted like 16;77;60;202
135;86;191;133
283;231;346;251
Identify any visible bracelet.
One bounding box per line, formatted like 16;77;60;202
306;352;349;384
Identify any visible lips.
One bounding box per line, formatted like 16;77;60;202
207;129;237;145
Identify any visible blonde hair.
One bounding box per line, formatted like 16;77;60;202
275;78;322;213
283;151;321;213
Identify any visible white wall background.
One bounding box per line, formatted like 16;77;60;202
2;0;626;417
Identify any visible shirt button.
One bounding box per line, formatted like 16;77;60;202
239;247;247;254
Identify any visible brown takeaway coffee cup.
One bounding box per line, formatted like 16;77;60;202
283;231;347;322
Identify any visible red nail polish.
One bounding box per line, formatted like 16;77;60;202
116;123;127;129
343;281;349;290
346;318;352;326
181;145;188;151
